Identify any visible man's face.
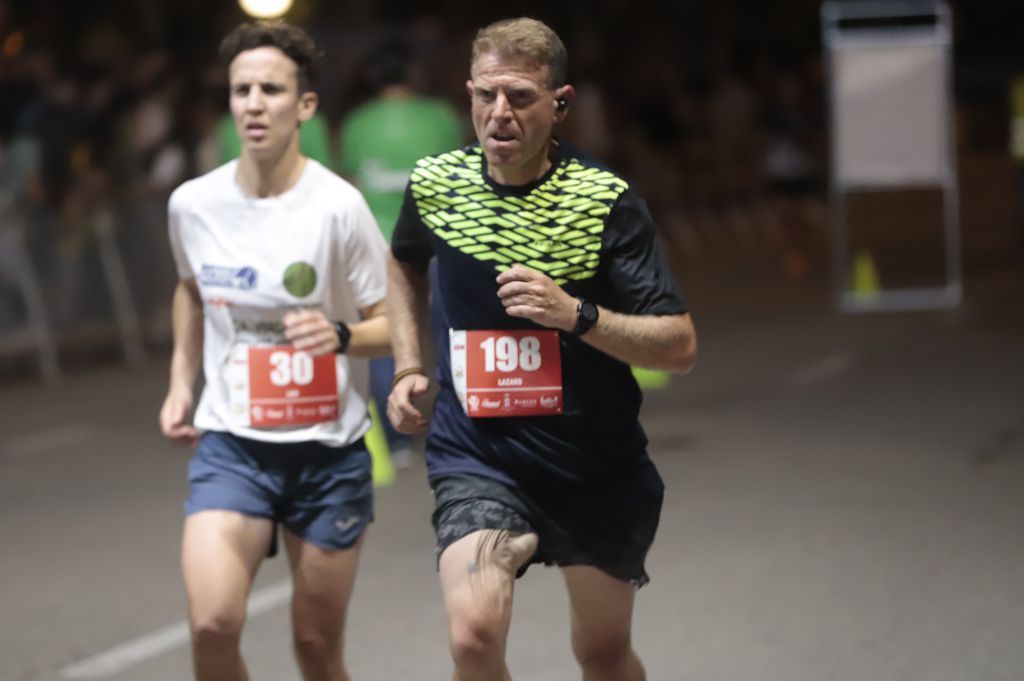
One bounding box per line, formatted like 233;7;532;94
228;46;315;159
467;53;566;185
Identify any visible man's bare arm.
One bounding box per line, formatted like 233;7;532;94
159;279;203;444
386;253;431;433
496;264;696;373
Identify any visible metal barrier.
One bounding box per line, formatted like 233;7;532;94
0;195;173;381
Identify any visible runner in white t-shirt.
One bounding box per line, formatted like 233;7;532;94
158;22;388;681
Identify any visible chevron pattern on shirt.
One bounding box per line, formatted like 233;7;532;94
409;147;628;285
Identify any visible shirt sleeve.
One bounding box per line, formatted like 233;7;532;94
340;191;389;309
602;189;688;315
389;182;434;273
167;188;194;280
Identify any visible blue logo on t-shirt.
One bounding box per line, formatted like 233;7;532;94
200;265;258;290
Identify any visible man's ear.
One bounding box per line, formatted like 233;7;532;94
466;79;474;101
298;91;318;123
553;85;576;121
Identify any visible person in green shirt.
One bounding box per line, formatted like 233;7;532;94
338;34;464;462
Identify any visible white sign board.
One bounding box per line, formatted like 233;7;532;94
833;38;948;187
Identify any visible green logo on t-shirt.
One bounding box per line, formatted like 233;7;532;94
283;262;317;298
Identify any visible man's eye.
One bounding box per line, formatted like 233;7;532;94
508;92;535;107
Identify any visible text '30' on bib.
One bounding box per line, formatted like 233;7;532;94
228;344;340;427
450;329;563;418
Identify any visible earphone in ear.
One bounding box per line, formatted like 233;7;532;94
556;97;567;111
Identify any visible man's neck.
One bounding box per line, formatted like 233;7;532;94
379;83;415;100
236;142;307;198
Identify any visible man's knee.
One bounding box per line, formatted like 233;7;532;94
449;608;505;669
292;627;340;666
190;610;244;651
572;629;633;673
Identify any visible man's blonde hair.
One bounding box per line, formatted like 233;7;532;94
471;17;567;88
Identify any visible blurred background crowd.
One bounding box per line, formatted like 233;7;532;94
0;0;1021;379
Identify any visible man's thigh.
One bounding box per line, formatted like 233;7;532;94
283;530;364;639
181;510;275;622
439;529;538;626
562;564;637;649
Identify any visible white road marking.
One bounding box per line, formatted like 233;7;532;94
58;580;292;679
1;425;97;458
784;353;854;389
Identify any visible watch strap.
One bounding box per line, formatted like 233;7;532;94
333;320;352;354
572;298;598;337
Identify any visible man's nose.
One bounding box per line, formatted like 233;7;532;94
492;91;513;118
245;87;265;111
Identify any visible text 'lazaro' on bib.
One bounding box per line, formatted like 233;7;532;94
229;344;339;427
450;329;563;418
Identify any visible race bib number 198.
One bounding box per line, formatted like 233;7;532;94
450;329;563;418
229;345;339;427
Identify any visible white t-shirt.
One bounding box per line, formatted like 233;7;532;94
168;159;387;447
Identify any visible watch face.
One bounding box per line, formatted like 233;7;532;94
581;301;598;323
575;299;599;336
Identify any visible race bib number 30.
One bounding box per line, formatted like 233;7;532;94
229;345;339;427
450;330;563;418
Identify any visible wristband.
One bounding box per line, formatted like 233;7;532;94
332;321;352;354
392;367;426;387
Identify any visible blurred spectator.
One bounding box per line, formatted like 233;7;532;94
758;65;819;275
338;34;463;240
109;52;189;333
337;32;464;464
1011;75;1024;251
0;130;35;329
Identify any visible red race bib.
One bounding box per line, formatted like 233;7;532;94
450;330;563;418
230;345;339;427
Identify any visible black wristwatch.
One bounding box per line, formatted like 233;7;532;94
572;298;599;337
333;320;352;354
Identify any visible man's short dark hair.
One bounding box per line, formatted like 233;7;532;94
471;17;567;89
364;34;414;92
219;22;322;94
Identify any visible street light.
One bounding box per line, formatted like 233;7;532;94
238;0;293;19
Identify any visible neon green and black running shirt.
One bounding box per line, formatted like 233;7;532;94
391;142;687;492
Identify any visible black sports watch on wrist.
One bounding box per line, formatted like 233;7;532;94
332;320;352;354
572;298;599;337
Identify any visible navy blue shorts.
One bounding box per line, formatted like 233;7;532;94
185;431;373;551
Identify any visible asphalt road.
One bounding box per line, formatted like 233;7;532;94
2;257;1022;681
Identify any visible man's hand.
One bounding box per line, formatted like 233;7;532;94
159;386;199;447
496;265;577;331
283;309;339;356
387;373;430;434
